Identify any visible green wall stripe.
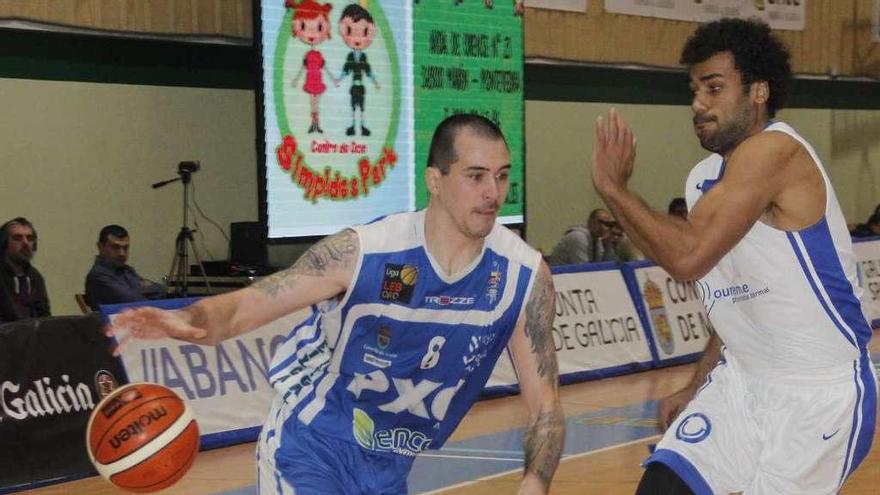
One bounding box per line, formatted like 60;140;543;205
525;63;880;110
0;28;255;89
1;28;877;109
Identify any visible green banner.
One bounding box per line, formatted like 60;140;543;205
413;2;524;220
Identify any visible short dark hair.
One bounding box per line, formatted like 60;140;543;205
869;212;880;226
340;3;373;23
99;225;129;244
0;217;37;252
668;197;687;214
427;114;507;174
587;209;606;223
680;18;791;118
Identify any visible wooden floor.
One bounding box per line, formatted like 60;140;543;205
435;358;880;495
20;339;880;495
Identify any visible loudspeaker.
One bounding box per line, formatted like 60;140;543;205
230;222;267;266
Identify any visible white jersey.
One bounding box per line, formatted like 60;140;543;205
685;122;872;379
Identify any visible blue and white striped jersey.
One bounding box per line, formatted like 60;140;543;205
267;210;542;456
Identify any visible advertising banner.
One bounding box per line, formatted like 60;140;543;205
626;263;712;365
605;0;806;31
549;264;654;382
853;237;880;328
0;315;125;490
484;349;519;396
102;299;310;448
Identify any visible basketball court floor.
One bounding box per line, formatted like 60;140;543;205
20;336;880;494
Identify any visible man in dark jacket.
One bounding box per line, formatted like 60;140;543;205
85;225;164;309
0;217;50;322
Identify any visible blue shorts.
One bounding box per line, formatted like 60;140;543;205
257;398;414;495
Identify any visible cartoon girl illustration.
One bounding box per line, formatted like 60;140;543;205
286;0;337;134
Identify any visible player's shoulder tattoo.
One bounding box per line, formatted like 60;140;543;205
252;229;359;299
524;261;558;380
297;228;359;276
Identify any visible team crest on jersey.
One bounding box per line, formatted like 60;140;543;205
381;264;417;303
377;325;392;349
486;263;503;304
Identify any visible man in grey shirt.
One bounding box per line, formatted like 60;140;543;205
547;208;640;265
85;225;164;309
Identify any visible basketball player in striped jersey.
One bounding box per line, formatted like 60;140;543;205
591;18;876;495
111;114;564;494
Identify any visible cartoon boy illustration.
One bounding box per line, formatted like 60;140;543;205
337;3;380;136
288;0;337;134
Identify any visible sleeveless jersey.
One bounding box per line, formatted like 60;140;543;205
267;210;542;456
685;122;872;379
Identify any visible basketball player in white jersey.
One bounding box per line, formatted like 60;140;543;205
110;115;564;494
591;19;877;494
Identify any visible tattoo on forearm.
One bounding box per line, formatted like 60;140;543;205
524;265;559;380
253;229;358;298
523;408;565;490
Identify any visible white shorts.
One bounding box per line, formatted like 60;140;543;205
646;351;877;494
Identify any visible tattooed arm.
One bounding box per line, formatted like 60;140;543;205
508;261;565;495
111;229;359;347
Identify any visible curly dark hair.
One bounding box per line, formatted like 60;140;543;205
680;18;792;118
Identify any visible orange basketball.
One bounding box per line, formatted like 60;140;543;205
86;383;200;492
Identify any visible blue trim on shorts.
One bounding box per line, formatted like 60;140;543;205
841;352;878;486
644;448;714;495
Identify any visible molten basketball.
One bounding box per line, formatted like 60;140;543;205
86;383;199;493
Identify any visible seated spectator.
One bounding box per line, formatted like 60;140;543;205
851;212;880;238
85;225;165;308
0;217;50;322
668;197;688;219
548;208;640;265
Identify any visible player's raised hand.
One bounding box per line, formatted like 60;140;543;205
592;107;637;195
108;307;208;355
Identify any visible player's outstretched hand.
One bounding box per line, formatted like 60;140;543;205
657;386;696;432
107;307;208;355
592;107;637;195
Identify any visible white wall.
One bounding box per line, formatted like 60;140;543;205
2;77;877;315
525;101;880;252
0;78;258;315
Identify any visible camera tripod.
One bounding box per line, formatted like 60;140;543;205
153;162;212;297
